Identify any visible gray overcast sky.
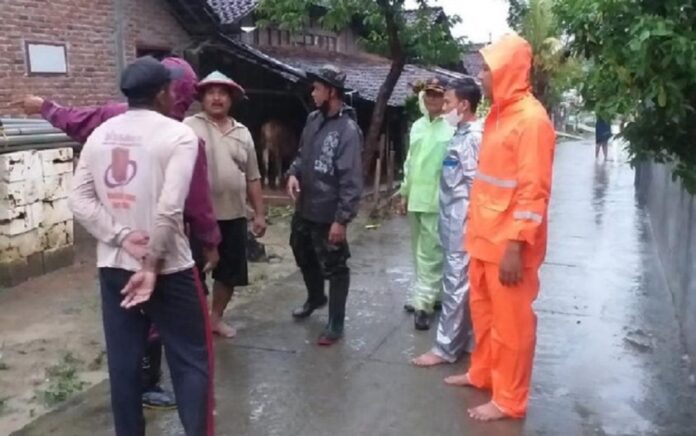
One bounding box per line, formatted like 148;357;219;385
406;0;512;43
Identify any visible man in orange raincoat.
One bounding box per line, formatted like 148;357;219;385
444;34;556;421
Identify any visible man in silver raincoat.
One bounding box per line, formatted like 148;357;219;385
412;77;483;367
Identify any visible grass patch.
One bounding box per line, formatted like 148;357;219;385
38;353;87;407
88;350;106;371
267;205;294;222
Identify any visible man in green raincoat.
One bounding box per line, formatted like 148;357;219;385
399;77;455;331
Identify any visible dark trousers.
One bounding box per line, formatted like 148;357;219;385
99;268;214;436
290;214;351;331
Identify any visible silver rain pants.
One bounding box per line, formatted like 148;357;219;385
432;249;473;362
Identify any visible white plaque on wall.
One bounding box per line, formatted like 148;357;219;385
26;43;68;75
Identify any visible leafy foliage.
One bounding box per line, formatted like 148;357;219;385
39;353;86;407
404;94;421;125
476;97;491;120
258;0;465;63
555;0;696;191
507;0;529;32
510;0;581;111
362;11;466;66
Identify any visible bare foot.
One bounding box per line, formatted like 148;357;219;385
212;320;237;338
468;401;508;422
411;351;448;367
444;372;475;387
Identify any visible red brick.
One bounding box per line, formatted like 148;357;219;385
0;0;193;117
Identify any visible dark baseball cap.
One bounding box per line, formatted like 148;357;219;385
120;56;184;98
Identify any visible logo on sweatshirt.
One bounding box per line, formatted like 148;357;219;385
104;147;138;188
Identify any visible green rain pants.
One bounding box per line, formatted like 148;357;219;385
408;212;444;313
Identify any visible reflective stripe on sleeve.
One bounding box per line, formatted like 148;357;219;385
476;171;517;188
513;210;543;223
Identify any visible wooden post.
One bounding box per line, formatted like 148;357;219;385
372;134;386;210
387;147;395;194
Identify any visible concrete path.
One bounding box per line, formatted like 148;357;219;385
14;141;696;436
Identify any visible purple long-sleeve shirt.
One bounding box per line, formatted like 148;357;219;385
42;99;221;249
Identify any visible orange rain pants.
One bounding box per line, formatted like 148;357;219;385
467;259;539;418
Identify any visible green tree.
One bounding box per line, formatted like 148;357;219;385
555;0;696;191
511;0;578;111
507;0;529;32
257;0;466;173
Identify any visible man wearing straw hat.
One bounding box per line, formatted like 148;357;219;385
185;71;266;339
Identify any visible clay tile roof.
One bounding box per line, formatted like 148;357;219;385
252;45;468;107
208;2;448;27
207;0;260;24
462;50;484;77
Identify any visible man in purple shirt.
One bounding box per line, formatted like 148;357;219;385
16;56;220;411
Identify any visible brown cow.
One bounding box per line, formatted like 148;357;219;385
258;120;299;190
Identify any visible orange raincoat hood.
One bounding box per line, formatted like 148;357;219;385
465;33;556;269
480;34;533;106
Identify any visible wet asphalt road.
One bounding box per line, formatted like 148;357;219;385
14;141;696;436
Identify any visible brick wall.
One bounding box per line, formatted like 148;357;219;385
126;0;193;61
0;0;118;116
0;0;192;117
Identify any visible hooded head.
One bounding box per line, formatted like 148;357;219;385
479;34;532;105
161;57;198;121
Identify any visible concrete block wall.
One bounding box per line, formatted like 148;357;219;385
0;148;75;287
635;162;696;368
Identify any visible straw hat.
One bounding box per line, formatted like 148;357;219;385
196;71;246;100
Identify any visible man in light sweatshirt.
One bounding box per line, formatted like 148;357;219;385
69;57;214;436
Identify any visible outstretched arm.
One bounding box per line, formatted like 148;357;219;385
39;98;127;144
